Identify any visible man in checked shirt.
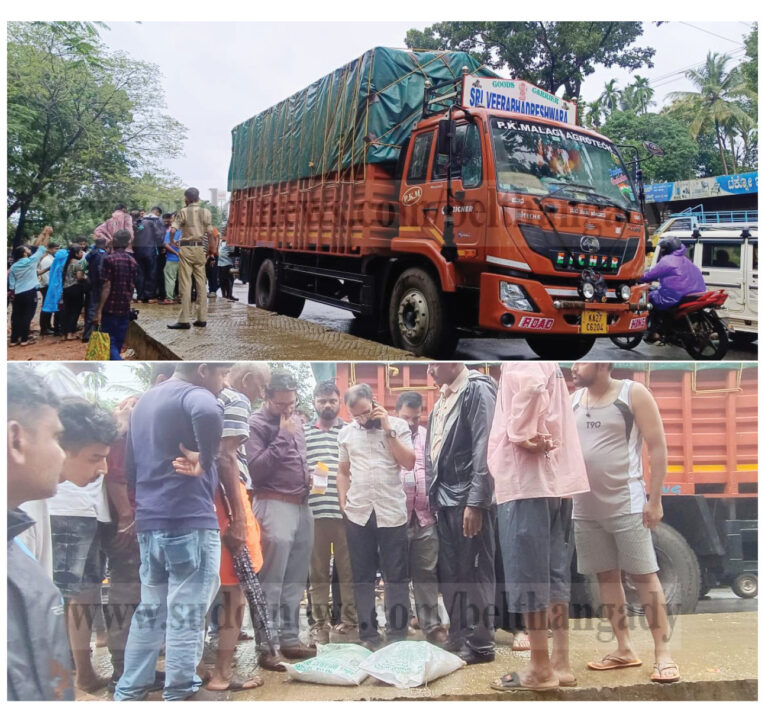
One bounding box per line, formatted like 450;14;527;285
395;391;449;646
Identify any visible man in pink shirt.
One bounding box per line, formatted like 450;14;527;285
487;362;590;692
396;392;448;646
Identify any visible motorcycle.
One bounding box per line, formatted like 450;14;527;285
610;289;730;360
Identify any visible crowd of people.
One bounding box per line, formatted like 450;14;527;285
7;360;681;702
7;188;237;357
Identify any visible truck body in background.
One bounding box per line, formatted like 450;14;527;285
322;362;758;613
227;48;650;358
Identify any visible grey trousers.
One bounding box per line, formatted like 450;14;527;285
252;498;314;648
407;520;442;633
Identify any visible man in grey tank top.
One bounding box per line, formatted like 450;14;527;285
570;363;680;684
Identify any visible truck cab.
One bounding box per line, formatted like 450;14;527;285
394;107;650;358
650;226;758;344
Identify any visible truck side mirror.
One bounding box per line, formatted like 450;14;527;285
437;119;455;155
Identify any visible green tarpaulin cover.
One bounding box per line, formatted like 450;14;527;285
227;47;496;191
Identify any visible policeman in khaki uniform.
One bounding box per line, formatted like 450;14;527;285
167;187;213;329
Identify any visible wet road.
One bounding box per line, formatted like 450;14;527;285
233;283;758;361
696;588;758;615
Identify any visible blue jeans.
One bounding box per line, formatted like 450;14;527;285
101;313;129;360
114;528;221;701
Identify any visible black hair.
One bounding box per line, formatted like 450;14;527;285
58;398;118;451
113;229;131;249
266;371;298;396
150;363;177;384
94;237;107;248
60;243;82;284
12;245;28;261
344;383;373;407
184;187;200;203
7;365;60;423
151;206;162;215
162;213;173;220
395;390;423;411
313;379;340;398
115;203;126;211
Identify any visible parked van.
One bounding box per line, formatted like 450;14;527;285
650;226;758;344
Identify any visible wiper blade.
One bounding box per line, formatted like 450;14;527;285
546;182;597;198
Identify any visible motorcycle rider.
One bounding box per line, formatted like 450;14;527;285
638;236;707;343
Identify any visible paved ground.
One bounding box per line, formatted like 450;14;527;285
125;294;420;361
80;608;756;701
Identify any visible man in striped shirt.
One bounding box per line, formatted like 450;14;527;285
304;380;358;645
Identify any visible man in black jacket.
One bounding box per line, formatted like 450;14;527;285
426;363;498;665
7;365;72;701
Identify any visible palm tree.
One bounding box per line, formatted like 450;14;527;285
585;100;602;130
599;79;621;117
667;52;756;174
630;75;655;113
619;85;638;113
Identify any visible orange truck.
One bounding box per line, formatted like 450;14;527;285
319;361;758;612
227;48;651;358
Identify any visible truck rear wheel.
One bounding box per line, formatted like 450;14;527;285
254;258;305;318
525;335;596;360
388;267;457;357
585;523;701;615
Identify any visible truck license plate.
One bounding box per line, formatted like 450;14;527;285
581;310;607;334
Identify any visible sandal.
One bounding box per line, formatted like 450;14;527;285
651;662;680;684
491;672;559;692
511;631;531;651
587;654;643;671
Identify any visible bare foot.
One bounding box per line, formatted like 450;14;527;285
206;673;264;691
76;674;111;693
517;666;559;689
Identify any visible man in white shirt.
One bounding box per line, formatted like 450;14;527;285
337;383;415;649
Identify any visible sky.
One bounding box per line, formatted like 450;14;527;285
88;20;754;196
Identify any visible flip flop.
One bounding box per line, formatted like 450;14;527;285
651;662;680;684
206;675;264;692
587;654;643;671
490;672;559;692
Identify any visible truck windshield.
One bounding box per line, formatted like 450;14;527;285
490;116;640;211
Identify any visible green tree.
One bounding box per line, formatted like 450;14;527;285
599;78;622;115
740;23;757;95
600;111;700;182
625;75;654;113
404;21;654;100
7;22;187;246
584;100;603;130
666;52;755;175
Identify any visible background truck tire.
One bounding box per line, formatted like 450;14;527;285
388;267;458;357
525;335;596;360
254;257;305;318
585;523;701;616
731;573;758;599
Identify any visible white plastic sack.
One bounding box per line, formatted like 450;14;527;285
282;643;372;686
358;640;465;688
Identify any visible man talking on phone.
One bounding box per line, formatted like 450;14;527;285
246;371;315;670
337;384;415;649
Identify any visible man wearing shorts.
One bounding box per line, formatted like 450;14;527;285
210;362;270;691
488;363;590;691
570;362;679;684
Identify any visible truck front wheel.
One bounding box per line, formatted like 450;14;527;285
254;258;305;318
388;268;457;357
525;335;596;359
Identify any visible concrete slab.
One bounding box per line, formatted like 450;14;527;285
81;611;756;701
125;296;422;361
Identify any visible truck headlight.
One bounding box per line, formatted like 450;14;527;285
580;280;596;301
499;282;534;312
618;283;632;302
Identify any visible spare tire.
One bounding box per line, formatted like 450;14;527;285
585;523;701;616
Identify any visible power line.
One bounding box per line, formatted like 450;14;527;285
679;22;743;45
647;49;746;88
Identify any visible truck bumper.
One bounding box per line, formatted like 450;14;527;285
478;272;649;335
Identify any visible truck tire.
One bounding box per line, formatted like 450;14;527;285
388;267;458;357
731;573;758;599
585;523;701;616
525;335;596;360
254;257;305;318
